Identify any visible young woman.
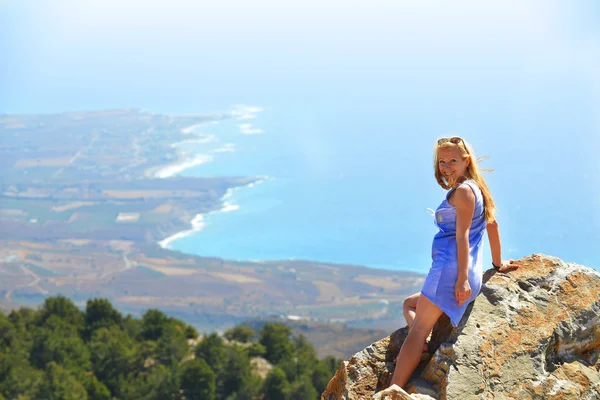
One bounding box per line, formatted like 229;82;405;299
389;136;519;389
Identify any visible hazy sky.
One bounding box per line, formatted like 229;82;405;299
2;0;599;112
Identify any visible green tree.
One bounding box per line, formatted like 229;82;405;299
84;298;123;339
322;355;342;377
122;314;142;339
80;374;111;400
289;373;319;400
0;353;41;399
259;323;294;365
184;324;199;339
0;313;17;352
311;360;333;395
280;334;318;383
121;364;176;400
140;309;171;341
219;345;255;399
246;341;266;358
30;315;91;372
37;295;85;331
224;325;255;343
262;366;290;400
8;307;37;327
90;326;142;396
178;358;216;400
35;362;88;400
194;333;226;375
154;323;189;367
8;307;36;353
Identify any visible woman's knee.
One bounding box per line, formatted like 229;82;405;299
403;292;420;309
410;308;443;335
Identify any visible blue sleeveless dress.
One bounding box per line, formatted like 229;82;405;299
421;180;487;327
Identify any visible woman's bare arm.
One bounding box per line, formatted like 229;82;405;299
486;220;520;272
453;185;475;306
486;220;502;266
454;185;475;281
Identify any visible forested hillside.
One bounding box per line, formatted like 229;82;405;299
0;296;341;399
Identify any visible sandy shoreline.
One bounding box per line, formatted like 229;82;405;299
158;178;267;250
153;120;267;250
153;154;213;179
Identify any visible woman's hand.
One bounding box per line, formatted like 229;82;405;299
496;259;521;273
455;278;472;306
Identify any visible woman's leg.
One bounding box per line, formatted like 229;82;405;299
403;293;428;352
390;295;443;389
403;293;420;328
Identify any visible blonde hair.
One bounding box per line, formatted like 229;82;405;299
433;138;497;223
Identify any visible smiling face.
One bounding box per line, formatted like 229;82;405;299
437;146;470;187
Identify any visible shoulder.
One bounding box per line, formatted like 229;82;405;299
452;184;476;207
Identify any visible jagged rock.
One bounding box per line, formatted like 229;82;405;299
321;254;600;400
373;385;435;399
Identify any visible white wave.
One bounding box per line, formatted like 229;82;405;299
181;124;203;134
159;215;205;249
231;105;263;120
238;123;264;135
158;176;270;249
177;134;216;146
221;202;240;212
214;143;236;153
181;121;218;134
154;154;213;178
247;176;269;188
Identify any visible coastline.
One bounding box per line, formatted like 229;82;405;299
150;120;268;251
158;177;268;250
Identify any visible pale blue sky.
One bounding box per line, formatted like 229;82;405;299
2;0;599;111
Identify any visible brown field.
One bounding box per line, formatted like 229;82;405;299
102;190;205;199
116;213;140;222
20;241;55;250
0;209;28;216
355;275;425;290
7;189;49;198
117;295;224;307
137;256;196;266
152;204;173;213
49;274;101;286
59;239;93;246
147;266;203;276
108;240;135;252
210;272;262;284
68;212;91;223
2;123;26;129
313;280;345;303
14;157;72;168
0;118;19;124
52;202;95;212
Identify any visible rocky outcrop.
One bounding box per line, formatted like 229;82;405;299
321;254;600;400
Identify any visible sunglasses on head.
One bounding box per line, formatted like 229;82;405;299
437;136;469;154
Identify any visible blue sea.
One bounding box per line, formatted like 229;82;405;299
161;84;600;273
3;2;599;273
